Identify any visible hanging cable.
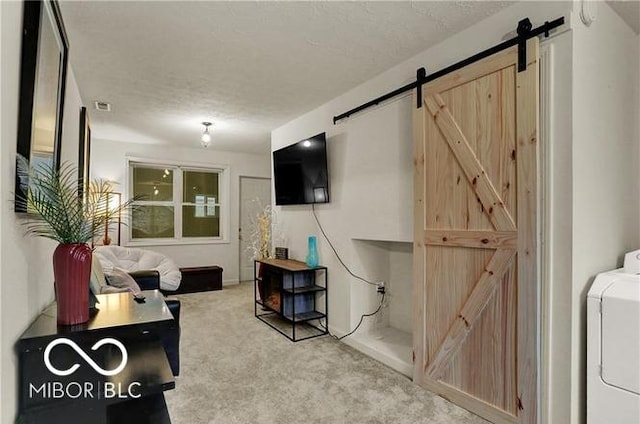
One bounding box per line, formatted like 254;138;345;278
320;293;386;340
339;292;385;340
311;203;378;286
312;203;386;340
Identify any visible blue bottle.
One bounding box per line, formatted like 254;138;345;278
306;236;319;268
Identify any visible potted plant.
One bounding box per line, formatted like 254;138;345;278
16;156;135;325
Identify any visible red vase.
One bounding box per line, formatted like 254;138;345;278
53;243;92;325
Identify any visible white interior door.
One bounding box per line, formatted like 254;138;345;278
239;177;271;282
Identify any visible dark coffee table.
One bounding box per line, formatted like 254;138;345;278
16;290;176;424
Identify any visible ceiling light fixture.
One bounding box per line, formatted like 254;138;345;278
201;122;213;148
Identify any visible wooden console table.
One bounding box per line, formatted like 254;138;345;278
254;259;328;342
16;290;176;424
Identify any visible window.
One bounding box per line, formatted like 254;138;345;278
131;166;175;239
182;169;219;237
128;161;227;244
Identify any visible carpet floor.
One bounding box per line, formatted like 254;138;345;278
164;282;487;424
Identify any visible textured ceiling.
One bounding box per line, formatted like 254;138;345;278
607;1;640;34
59;1;514;154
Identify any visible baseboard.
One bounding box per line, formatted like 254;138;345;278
328;325;413;378
223;279;240;286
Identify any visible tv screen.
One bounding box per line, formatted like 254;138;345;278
273;133;329;206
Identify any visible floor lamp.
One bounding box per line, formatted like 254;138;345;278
102;192;122;246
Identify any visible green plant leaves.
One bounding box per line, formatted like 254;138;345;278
16;155;139;244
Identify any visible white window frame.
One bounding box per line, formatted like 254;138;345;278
125;157;230;246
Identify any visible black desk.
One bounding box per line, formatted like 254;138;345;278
16;291;176;424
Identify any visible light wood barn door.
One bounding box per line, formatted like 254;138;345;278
413;38;539;424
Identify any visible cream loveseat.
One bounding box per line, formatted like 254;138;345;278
94;245;182;291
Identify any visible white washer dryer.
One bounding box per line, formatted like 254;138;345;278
587;250;640;424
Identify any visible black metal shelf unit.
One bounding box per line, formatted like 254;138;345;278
254;259;328;342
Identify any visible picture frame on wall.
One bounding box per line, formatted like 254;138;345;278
14;0;69;213
78;106;91;199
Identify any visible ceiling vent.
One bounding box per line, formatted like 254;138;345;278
94;101;111;112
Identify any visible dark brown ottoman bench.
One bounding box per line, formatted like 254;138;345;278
172;266;223;294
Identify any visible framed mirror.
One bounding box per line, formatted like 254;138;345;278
78;107;91;199
14;0;69;213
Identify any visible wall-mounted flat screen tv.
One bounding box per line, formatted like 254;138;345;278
273;133;329;206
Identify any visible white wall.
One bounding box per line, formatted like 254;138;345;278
570;4;640;424
0;2;84;421
540;29;574;424
1;5;5;420
346;240;413;334
272;1;580;423
273;0;573;321
387;242;413;333
349;240;392;332
90;139;271;284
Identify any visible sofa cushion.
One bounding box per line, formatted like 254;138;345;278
105;267;142;296
89;255;107;295
94;246;181;291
